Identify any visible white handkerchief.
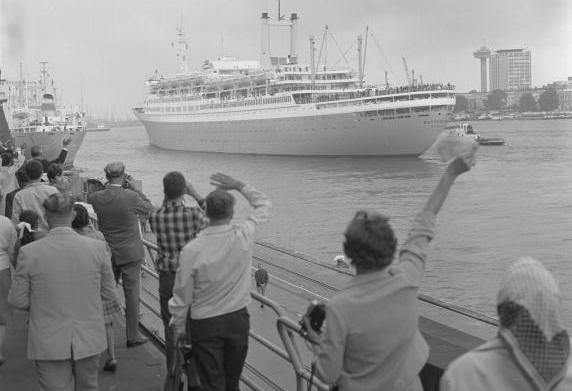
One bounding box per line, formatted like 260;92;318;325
435;133;478;163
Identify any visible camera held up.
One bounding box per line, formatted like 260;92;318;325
122;173;133;189
300;300;326;334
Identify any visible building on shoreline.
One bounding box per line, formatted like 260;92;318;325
489;48;531;91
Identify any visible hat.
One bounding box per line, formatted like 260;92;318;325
104;161;125;178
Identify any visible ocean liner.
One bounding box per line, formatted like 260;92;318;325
0;63;85;167
134;10;454;156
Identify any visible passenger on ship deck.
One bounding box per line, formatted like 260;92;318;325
303;149;477;391
4;167;28;219
0;214;16;366
88;161;154;348
0;147;25;216
8;193;116;390
72;203;123;373
441;257;572;391
148;171;207;378
13;210;45;264
46;163;72;195
254;263;269;308
29;136;71;173
169;173;271;391
11;159;59;232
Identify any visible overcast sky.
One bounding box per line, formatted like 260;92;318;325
1;0;570;119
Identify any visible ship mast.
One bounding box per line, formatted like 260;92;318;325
172;22;189;74
39;61;48;93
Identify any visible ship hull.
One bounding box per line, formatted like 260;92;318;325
136;106;449;156
13;129;86;168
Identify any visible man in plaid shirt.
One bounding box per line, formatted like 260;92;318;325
149;171;208;376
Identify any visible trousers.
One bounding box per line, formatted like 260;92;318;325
190;308;250;391
159;270;176;372
113;260;142;341
35;354;99;391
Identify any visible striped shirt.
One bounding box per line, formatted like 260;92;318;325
149;199;207;272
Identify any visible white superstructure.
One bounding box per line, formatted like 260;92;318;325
134;11;455;156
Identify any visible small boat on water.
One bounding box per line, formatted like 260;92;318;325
446;122;505;146
86;124;111;132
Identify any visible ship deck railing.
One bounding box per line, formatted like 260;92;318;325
145;84;455;106
138;234;498;391
140;237;330;391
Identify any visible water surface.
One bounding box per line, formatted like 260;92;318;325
75;119;572;325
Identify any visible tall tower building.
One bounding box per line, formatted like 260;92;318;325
489;49;531;91
473;46;491;92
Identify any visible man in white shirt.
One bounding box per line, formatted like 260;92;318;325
169;173;271;391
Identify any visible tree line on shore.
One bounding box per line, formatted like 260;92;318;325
455;88;560;113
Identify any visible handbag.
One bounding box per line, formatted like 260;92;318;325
183;308;202;390
180;344;202;390
163;347;184;391
163;310;202;391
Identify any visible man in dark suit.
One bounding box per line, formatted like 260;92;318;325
30;136;71;172
88;161;154;347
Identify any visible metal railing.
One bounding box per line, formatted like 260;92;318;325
140;238;330;391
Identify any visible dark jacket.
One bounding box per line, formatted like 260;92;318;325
88;185;153;265
40;148;68;172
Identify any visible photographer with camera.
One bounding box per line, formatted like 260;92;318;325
88;161;153;348
302;149;477;391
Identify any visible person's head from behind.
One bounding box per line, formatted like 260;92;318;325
30;145;42;159
71;203;90;230
24;159;44;181
43;192;74;228
86;178;104;194
343;210;397;273
47;163;63;184
104;161;125;184
496;257;569;384
1;151;13;167
15;166;28;188
205;189;235;223
163;171;186;201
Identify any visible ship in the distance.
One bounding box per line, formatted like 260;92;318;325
134;9;454;156
0;63;85;167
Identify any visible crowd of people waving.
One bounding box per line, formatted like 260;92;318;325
0;141;570;391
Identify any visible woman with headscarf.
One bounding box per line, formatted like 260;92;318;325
441;257;571;391
303;150;477;391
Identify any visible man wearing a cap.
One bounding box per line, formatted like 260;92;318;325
88;161;153;347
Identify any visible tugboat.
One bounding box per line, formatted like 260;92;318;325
447;123;505;146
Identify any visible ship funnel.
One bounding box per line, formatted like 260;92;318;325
260;13;271;69
289;13;298;64
41;93;56;112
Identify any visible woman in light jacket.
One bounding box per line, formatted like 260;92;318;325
304;151;476;391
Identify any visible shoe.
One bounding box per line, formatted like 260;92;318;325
126;337;148;348
103;359;117;372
